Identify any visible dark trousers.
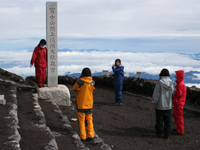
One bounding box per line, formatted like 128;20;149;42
114;84;123;103
155;109;171;136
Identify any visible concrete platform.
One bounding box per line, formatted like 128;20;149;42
37;85;71;106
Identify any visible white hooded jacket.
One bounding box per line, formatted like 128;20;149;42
152;76;175;110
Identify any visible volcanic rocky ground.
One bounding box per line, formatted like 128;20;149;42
0;68;200;150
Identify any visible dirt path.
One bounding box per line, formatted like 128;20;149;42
38;98;79;150
17;91;51;150
63;84;200;150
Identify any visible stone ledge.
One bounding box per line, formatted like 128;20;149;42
0;99;6;105
0;95;6;105
37;84;71;106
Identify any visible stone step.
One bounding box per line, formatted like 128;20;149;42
38;98;81;150
38;87;112;150
0;80;21;150
17;90;54;150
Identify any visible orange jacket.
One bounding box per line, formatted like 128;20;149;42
73;77;95;110
31;45;47;68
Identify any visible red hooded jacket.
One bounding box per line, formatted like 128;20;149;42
172;70;187;105
31;45;47;68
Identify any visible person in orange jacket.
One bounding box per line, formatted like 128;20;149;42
30;39;47;88
73;68;95;142
172;70;187;135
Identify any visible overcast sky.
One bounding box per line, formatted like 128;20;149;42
0;0;200;52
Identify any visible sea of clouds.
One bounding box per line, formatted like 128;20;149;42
0;50;200;87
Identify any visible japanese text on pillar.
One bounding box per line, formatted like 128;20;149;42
49;7;56;73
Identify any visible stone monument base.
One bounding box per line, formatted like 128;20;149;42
37;84;71;106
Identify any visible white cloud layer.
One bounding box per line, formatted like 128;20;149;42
1;50;200;79
185;83;200;88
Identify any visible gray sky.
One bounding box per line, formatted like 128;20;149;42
0;0;200;51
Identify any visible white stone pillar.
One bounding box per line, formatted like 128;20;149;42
46;2;58;87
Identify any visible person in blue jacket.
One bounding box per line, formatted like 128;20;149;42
111;59;124;106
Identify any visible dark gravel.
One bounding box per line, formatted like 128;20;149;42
62;84;200;150
38;98;79;150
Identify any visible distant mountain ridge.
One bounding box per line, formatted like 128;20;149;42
66;71;200;84
180;53;200;61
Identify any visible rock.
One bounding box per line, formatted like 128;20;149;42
70;118;77;122
7;130;21;143
74;139;85;148
94;138;103;144
100;144;112;150
34;109;45;117
52;131;61;137
10;104;18;110
72;134;80;140
38;85;71;106
9;110;17;117
61;124;73;131
48;139;58;149
53;109;62;115
61;115;68;120
94;132;99;138
61;115;70;124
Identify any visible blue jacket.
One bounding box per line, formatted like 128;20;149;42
112;65;124;84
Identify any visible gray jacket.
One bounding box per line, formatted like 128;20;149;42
152;76;175;110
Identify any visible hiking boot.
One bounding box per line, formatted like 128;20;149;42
81;139;86;142
115;103;122;106
86;137;94;142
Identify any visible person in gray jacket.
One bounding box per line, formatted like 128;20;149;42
152;68;175;139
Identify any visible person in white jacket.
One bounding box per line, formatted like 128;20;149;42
152;68;175;139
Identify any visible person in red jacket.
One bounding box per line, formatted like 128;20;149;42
172;70;187;135
30;39;47;88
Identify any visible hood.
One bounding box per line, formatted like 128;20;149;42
80;77;93;83
159;76;173;89
175;70;184;83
